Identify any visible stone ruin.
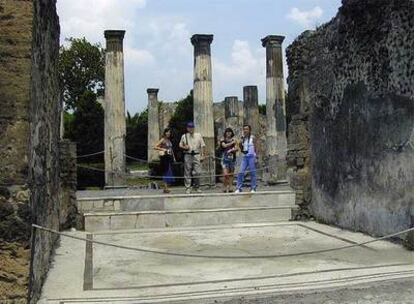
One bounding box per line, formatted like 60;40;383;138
145;34;287;185
0;0;77;302
0;0;414;302
286;0;414;244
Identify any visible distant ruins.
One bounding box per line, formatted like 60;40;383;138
144;34;285;184
0;0;413;302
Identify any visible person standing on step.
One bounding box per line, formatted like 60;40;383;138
235;125;258;193
220;127;237;193
179;122;206;194
154;128;175;194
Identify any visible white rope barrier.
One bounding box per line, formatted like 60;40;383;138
76;150;105;159
77;161;279;180
32;224;414;259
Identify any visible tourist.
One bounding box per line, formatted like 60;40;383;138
235;125;258;193
179;122;206;194
154;128;175;193
220;127;237;193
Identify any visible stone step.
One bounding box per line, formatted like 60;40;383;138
77;190;295;213
84;206;296;232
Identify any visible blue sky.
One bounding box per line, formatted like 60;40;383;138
57;0;341;114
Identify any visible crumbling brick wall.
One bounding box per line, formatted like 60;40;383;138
286;0;414;245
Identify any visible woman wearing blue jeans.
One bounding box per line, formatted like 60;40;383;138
235;125;257;193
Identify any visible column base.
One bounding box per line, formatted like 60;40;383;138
263;154;287;184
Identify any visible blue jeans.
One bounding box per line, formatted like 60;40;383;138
237;155;257;191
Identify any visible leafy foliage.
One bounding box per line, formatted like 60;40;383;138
169;91;194;161
258;104;266;115
59;37;105;111
126;109;148;162
68;91;104;163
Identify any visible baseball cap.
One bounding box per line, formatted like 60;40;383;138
186;122;195;128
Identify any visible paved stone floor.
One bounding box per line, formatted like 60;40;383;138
38;222;414;303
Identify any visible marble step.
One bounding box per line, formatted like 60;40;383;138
77;190;296;213
84;206;296;232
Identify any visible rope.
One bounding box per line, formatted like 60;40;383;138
32;224;414;259
76;151;105;159
77;161;278;179
124;154;149;163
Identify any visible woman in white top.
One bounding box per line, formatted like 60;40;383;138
235;125;257;193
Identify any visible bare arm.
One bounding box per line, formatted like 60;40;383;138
154;139;166;151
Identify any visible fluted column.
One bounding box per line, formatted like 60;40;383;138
243;86;259;134
191;34;215;186
224;96;242;138
262;35;287;180
104;30;126;187
147;88;160;163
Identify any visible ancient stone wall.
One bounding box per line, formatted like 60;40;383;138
0;0;32;187
286;0;414;244
0;1;33;301
59;140;80;230
28;0;62;302
159;102;177;135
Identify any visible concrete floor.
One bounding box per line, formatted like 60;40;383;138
38;222;414;304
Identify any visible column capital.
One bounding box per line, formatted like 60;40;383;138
243;85;258;91
261;35;285;47
191;34;214;46
147;88;159;95
104;30;126;52
224;96;238;101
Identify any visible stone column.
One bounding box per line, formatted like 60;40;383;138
147;88;160;163
104;30;126;187
243;86;259;134
224;96;242;138
243;85;264;175
224;96;239;118
262;35;287;180
191;34;215;186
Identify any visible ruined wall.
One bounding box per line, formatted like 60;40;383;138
28;0;61;302
287;0;414;242
59;140;80;230
0;0;32;186
0;1;33;301
159;102;177;135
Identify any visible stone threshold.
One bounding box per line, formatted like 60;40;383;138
84;206;296;217
77;189;295;201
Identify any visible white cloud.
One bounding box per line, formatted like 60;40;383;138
143;18;192;56
125;47;155;66
57;0;146;42
214;40;266;101
215;40;264;79
287;6;323;28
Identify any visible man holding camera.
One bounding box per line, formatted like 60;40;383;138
179;122;206;194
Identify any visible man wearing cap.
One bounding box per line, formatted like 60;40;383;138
179;122;206;194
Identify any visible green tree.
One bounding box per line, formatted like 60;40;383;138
169;91;194;161
126;109;148;161
59;37;105;111
70;91;104;163
258;104;266;115
169;90;193;134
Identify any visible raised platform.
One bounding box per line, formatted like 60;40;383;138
77;187;297;232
